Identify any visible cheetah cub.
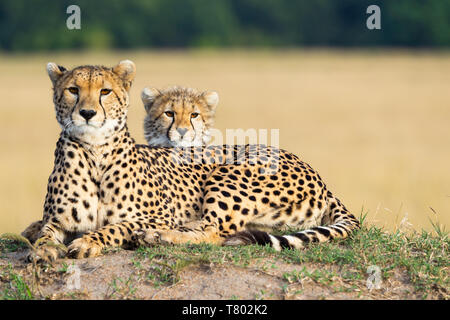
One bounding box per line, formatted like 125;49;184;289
134;86;361;251
141;86;218;147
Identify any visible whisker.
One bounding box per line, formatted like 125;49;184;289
63;120;72;132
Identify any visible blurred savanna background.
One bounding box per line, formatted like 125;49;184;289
0;0;449;235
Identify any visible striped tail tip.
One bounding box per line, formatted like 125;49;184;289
224;221;359;251
224;230;300;251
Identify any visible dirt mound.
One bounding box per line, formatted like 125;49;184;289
0;247;426;300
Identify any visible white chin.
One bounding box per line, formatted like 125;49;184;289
68;120;118;145
172;139;202;148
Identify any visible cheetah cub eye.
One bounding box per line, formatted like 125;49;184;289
164;111;174;118
68;87;79;95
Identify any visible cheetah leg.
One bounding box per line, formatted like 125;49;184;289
224;192;360;250
27;222;67;263
67;221;167;259
134;222;225;246
132;197;252;246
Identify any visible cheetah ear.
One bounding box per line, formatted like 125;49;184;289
46;63;67;86
202;91;219;111
112;60;136;91
141;87;161;113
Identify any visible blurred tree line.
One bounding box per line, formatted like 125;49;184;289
0;0;449;51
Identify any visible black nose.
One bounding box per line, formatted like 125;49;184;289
79;109;97;121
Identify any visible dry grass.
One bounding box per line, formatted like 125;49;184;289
0;49;449;234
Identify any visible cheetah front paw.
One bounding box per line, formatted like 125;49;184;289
131;229;162;247
67;237;103;259
27;244;66;264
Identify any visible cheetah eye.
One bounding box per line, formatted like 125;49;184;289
100;89;112;95
165;111;174;118
68;87;79;95
191;112;199;119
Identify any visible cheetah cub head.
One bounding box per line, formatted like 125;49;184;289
46;60;136;145
141;86;219;147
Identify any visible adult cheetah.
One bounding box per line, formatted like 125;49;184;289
21;86;218;242
29;60;359;262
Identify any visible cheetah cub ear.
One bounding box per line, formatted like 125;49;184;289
46;62;67;86
202;91;219;111
112;60;136;91
141;87;161;113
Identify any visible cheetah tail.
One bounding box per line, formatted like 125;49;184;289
223;196;360;251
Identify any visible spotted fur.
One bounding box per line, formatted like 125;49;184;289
27;61;359;263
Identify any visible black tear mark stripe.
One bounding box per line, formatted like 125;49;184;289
98;90;107;127
190;117;198;143
167;117;175;140
69;93;80;122
189;114;196;132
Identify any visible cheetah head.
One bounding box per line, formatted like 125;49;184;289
46;60;136;145
141;86;219;147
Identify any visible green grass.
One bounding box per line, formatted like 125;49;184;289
0;239;28;256
0;264;33;300
106;275;138;299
